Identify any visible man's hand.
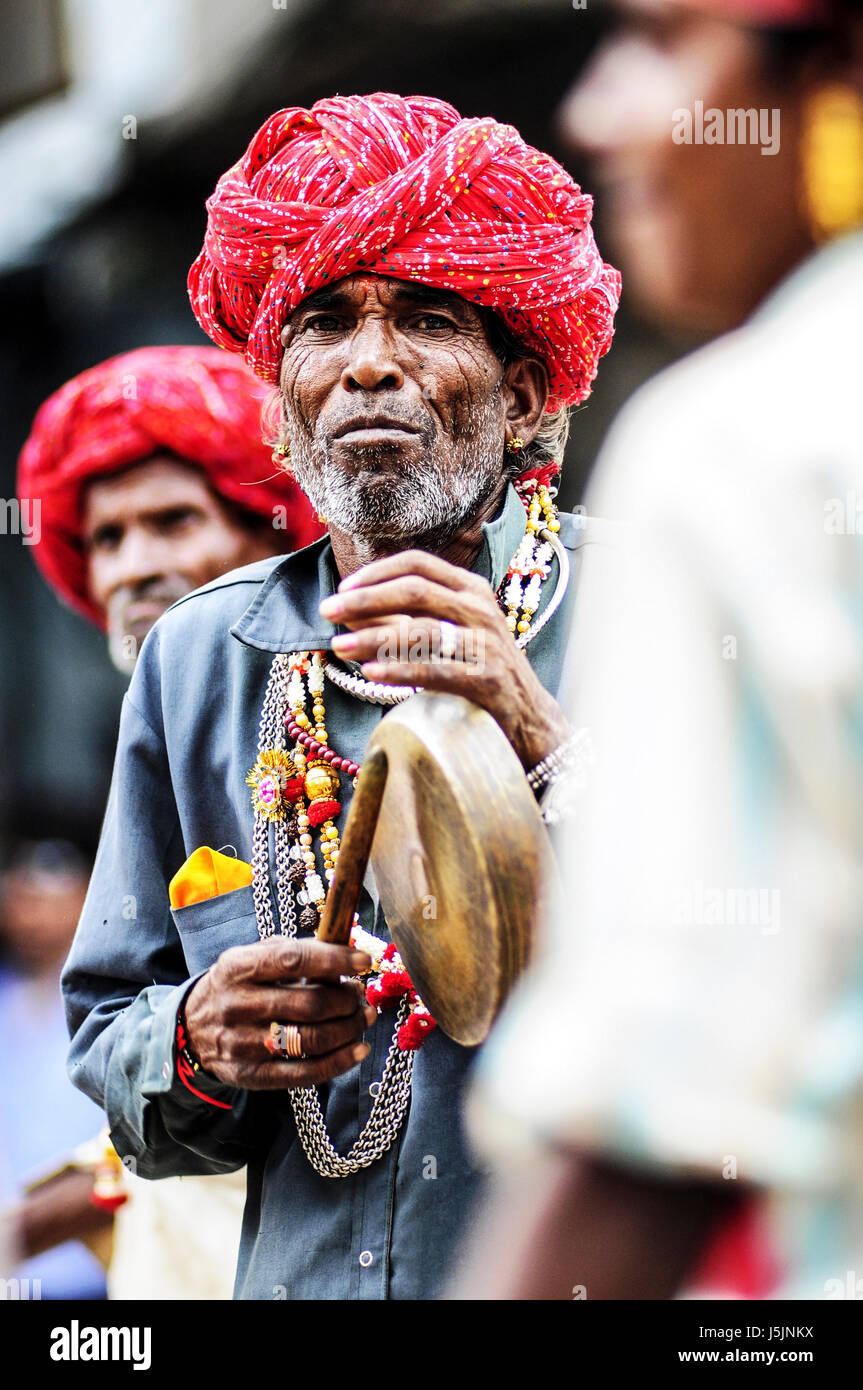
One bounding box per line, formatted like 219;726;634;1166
16;1169;116;1261
320;550;571;771
182;938;376;1091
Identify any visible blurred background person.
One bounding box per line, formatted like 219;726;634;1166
14;344;321;1299
453;0;863;1299
0;840;108;1298
17;344;321;674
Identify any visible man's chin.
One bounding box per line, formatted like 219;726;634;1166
301;473;428;536
331;505;416;540
106;612;165;674
332;450;418;490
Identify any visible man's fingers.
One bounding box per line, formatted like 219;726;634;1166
235;1040;372;1092
359;656;496;699
324;576;492;630
222;981;369;1028
335;549;490;595
267;1003;377;1058
332;612;417;644
333;620;487;666
221;937;370;985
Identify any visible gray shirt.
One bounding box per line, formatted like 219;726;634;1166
62;479;590;1299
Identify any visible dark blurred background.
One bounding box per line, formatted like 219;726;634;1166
0;0;680;855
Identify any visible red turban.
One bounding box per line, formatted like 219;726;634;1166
188;93;621;413
17;345;323;628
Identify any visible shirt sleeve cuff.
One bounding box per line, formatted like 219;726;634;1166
140;973;236;1111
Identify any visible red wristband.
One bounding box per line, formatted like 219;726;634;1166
175;1015;232;1110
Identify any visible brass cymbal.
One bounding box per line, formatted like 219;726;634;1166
318;691;552;1047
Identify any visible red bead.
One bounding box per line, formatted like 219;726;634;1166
308;798;342;827
322;749;336;762
331;756;343;770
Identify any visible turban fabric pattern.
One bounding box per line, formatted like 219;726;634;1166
188;93;621;413
17;345;322;628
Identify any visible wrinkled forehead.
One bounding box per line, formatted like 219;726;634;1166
286;273;486;327
80;454;218;529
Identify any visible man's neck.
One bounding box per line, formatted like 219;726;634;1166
327;477;510;581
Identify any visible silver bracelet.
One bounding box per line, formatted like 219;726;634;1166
528;729;595;825
526;728;591;794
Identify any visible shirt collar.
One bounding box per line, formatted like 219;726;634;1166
231;480;527;654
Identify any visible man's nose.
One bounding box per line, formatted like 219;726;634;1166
109;529;169;593
558;41;647;156
341;318;405;393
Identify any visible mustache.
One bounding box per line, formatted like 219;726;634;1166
323;404;434;442
107;576;192;617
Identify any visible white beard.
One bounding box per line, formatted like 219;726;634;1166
283;385;506;553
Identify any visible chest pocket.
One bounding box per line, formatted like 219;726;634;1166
171;884;261;976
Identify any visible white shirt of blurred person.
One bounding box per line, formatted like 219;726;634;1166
16;346;321;1299
455;0;863;1300
0;843;106;1298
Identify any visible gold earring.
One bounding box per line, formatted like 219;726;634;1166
316;514;327;524
272;442;290;465
800;83;863;243
505;436;526;454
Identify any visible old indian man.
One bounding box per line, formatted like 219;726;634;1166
62;93;620;1300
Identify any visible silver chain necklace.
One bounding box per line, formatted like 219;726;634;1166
251;652;414;1178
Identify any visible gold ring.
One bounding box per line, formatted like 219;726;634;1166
267;1021;305;1059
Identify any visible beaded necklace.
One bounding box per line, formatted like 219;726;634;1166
245;480;563;1178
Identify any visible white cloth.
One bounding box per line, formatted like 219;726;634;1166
470;230;863;1299
108;1170;246;1301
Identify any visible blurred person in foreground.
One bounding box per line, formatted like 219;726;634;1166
15;346;321;1299
0;842;107;1298
61;92;620;1300
560;0;863;337
455;0;863;1299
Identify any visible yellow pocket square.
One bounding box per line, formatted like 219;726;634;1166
169;847;253;909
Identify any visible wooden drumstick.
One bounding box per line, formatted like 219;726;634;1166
316;747;389;946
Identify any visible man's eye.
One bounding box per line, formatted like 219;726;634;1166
412;314;455;331
303;315;343;333
88;525;124;551
158;508;200;533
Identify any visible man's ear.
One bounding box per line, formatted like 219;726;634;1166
501;358;549;448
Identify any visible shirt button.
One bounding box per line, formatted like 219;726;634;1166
161;1062;171;1080
368;1082;381;1098
358;1250;374;1268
